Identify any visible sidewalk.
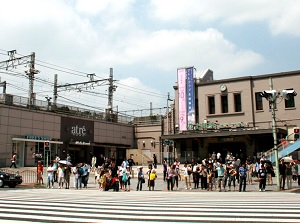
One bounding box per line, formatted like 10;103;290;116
4;165;300;192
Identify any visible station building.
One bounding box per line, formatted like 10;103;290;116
161;69;300;163
0;94;134;167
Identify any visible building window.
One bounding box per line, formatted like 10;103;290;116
285;89;296;108
221;95;228;113
255;92;263;110
208;96;215;114
234;93;242;112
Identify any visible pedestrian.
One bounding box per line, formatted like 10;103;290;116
216;162;225;192
238;163;248;192
166;165;175;191
66;154;71;163
47;163;54;189
279;159;287;190
146;164;153;189
10;153;17;168
174;158;181;181
149;169;157;190
297;162;300;186
64;164;71;189
229;164;237;191
52;160;58;183
207;163;214;191
193;166;200;189
153;154;157;169
265;162;273;186
127;156;135;171
37;161;44;185
57;164;65;189
246;160;254;185
182;162;192;190
82;163;89;188
119;163;126;190
224;162;232;191
136;166;144;191
163;159;167;181
258;164;267;191
74;164;83;190
98;170;107;191
292;162;298;182
200;165;208;190
124;166;131;191
286;162;293;189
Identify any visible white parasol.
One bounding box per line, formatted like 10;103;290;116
59;160;72;165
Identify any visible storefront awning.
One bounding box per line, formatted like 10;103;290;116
12;137;64;144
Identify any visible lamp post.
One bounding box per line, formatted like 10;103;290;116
260;78;297;191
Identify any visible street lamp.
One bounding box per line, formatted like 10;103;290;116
260;78;297;191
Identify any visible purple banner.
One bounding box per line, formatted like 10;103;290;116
177;68;187;131
186;67;195;126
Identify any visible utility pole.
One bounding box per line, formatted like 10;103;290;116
269;78;280;191
166;92;173;135
166;92;173;165
25;52;39;108
0;81;6;94
53;74;58;109
106;68;117;119
260;77;297;191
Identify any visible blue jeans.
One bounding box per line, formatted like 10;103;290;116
167;177;175;191
76;176;82;189
239;176;246;192
136;178;143;191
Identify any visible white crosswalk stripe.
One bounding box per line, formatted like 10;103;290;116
0;189;299;223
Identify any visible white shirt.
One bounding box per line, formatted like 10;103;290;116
57;167;65;178
47;166;54;177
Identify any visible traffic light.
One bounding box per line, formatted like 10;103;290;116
44;141;50;151
294;127;299;141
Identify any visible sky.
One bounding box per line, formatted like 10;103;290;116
0;0;300;118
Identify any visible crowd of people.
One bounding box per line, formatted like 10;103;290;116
36;152;300;192
162;152;300;192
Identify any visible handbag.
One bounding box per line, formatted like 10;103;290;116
141;178;145;183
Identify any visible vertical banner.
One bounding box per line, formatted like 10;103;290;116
186;67;195;127
177;68;187;131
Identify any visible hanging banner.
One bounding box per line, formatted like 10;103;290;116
177;68;187;131
186;67;195;127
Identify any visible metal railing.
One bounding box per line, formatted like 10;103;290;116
264;133;297;161
1;168;37;185
0;93;136;124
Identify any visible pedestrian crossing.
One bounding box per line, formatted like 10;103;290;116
0;189;299;222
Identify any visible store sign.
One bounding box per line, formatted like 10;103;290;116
75;141;91;145
61;117;94;143
26;135;51;141
71;125;86;137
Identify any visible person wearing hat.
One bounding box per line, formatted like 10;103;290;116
136;166;145;191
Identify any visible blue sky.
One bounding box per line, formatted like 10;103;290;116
0;0;300;116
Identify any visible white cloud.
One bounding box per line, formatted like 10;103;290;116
91;28;264;78
150;0;300;36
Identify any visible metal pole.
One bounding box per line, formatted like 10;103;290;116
269;78;280;191
271;99;280;191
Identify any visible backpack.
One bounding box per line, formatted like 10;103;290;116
78;167;84;176
122;172;128;182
